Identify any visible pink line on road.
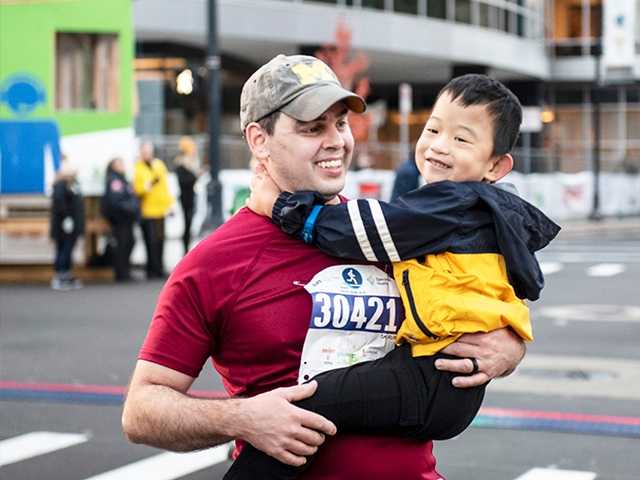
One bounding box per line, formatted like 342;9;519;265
0;381;228;399
480;406;640;426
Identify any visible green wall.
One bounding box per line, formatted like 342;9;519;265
0;0;134;136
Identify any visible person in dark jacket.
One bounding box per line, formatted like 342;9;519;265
390;157;421;200
101;158;139;282
174;136;200;254
50;161;85;291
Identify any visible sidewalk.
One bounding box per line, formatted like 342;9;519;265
556;215;640;239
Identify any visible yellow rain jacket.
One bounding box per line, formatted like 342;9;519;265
394;252;532;356
133;159;174;219
271;181;561;357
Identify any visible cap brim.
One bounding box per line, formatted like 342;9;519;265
280;84;366;122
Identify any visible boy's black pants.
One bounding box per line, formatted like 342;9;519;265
224;344;485;480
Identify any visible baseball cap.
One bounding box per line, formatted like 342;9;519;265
240;54;366;132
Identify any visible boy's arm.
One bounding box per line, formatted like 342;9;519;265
273;182;490;262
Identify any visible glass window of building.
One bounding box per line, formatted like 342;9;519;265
55;33;120;111
500;7;510;32
479;2;499;29
455;0;472;24
361;0;385;9
553;0;602;40
555;86;585;105
394;0;419;15
427;0;446;19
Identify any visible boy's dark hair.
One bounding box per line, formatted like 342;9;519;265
437;74;522;156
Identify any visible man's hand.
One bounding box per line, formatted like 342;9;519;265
238;381;337;467
247;164;281;218
435;328;526;388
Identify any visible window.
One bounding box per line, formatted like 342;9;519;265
55;33;120;111
394;0;419;15
427;0;446;19
361;0;385;9
455;0;472;24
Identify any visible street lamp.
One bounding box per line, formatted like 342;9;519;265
201;0;223;233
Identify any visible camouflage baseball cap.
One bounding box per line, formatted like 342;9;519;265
240;54;366;132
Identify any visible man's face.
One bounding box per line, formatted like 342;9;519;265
415;92;498;184
263;102;354;199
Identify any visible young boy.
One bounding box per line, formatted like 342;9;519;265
225;74;560;479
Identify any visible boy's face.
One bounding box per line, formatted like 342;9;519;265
415;92;505;184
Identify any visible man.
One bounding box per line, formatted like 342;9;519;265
132;141;174;278
122;55;525;479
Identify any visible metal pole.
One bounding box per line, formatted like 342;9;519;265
202;0;224;232
590;42;602;221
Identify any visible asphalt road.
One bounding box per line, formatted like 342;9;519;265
2;227;640;480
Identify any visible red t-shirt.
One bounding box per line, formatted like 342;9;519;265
140;208;442;480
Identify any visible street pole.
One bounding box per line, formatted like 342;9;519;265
202;0;223;233
590;41;602;221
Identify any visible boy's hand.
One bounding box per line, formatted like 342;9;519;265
247;164;281;218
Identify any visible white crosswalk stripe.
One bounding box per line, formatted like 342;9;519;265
586;263;626;277
514;468;596;480
0;431;90;467
81;443;232;480
0;431;606;479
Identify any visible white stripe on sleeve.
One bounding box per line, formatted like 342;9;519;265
347;200;377;261
366;199;401;262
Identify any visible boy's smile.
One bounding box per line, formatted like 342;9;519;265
415;92;508;184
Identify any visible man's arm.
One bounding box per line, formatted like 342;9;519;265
122;360;337;466
435;327;526;388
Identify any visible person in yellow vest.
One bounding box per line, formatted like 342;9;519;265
133;141;174;279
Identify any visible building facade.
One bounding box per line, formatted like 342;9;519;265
132;0;640;179
0;0;134;196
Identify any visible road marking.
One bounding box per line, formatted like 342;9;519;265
586;263;626;277
539;262;563;275
514;467;596;480
537;304;640;323
82;443;232;480
0;431;89;467
493;354;640;400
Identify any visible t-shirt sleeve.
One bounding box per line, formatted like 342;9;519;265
138;250;225;378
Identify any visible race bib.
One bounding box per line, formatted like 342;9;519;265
298;265;403;383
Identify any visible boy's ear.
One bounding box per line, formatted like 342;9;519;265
484;153;513;183
244;123;270;163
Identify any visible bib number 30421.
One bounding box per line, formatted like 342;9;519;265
312;292;400;333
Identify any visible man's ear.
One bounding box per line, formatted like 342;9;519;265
244;123;270;163
484;153;513;183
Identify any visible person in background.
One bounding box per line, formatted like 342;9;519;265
390;157;421;200
133;142;174;279
174;136;200;254
50;159;84;291
101;158;140;282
